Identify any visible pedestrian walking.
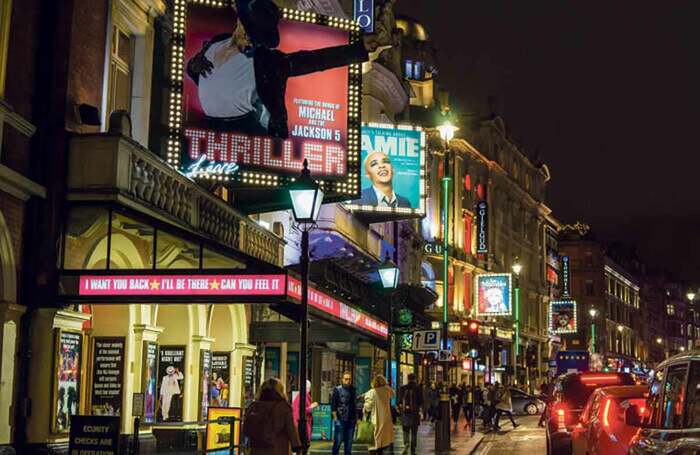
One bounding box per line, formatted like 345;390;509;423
482;382;496;430
449;382;462;431
331;371;357;455
538;380;552;428
419;381;429;421
460;382;472;430
243;377;302;455
398;373;422;455
363;375;395;455
494;382;519;431
427;382;439;422
292;380;318;442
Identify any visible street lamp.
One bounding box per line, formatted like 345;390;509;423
378;255;399;386
688;291;696;302
436;117;457;453
288;160;324;453
656;337;663;344
511;258;522;385
589;308;599;353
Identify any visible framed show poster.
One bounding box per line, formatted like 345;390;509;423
241;355;254;410
142;341;158;423
205;407;241;453
211;352;231;408
199;350;212;420
90;337;125;417
52;329;84;433
157;345;186;422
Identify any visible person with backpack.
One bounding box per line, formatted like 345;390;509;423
398;373;423;455
243;377;302;455
449;382;462;431
331;371;357;455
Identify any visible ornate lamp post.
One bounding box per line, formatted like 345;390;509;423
378;255;399;386
511;258;522;385
589;308;599;353
288;160;324;453
435;119;457;452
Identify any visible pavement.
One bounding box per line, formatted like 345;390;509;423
310;415;484;455
472;415;545;455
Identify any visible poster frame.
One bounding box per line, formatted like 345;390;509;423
166;0;362;205
205;406;242;453
89;336;126;420
51;328;85;434
549;300;578;334
343;123;427;218
474;272;513;317
157;345;187;423
141;340;159;424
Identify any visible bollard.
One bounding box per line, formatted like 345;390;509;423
435;383;451;453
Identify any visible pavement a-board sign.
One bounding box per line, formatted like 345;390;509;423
68;415;120;455
412;330;441;351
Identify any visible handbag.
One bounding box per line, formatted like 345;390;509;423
355;415;374;444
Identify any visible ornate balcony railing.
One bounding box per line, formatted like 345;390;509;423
67;134;284;267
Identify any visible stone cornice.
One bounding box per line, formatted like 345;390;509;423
0;164;46;201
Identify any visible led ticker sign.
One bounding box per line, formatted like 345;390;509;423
353;0;374;33
345;123;427;217
78;275;286;297
476;201;488;253
549;300;577;334
287;276;389;338
168;1;362;203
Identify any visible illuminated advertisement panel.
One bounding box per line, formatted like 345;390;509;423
549;300;577;334
167;1;361;202
287;276;388;338
344;123;426;217
475;273;512;317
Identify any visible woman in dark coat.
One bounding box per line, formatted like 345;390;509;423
243;378;302;455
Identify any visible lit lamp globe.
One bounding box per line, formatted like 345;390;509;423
589;308;598;318
437;120;459;142
617;325;624;333
289;160;324;223
511;260;523;276
656;337;663;344
378;255;399;289
688;292;696;302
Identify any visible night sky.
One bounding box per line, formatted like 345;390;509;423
396;1;700;281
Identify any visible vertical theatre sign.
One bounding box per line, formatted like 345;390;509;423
168;1;362;205
476;201;488;253
353;0;374;33
561;255;571;297
91;337;125;417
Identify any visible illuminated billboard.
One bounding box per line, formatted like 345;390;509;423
167;1;362;203
475;273;512;317
549;300;577;334
344;123;426;217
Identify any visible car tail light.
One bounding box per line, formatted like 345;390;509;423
555;404;567;432
602;398;612;427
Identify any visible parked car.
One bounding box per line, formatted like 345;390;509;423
545;372;635;455
571;385;648;455
629;350;700;454
510;388;546;415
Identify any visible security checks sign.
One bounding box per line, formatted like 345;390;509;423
169;0;363;204
549;300;577;334
345;123;426;217
475;273;512;316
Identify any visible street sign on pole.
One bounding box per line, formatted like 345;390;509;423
412;330;441;351
438;350;452;362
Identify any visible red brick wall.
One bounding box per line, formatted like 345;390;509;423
66;0;109;131
0;190;25;290
1;0;42;176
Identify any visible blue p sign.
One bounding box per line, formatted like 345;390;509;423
354;0;374;33
425;331;437;346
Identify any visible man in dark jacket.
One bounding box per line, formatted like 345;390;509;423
186;0;377;139
331;371;357;455
398;373;423;455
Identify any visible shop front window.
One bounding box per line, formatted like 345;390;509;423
110;212;154;269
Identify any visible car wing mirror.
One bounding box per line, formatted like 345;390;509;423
624;404;644;427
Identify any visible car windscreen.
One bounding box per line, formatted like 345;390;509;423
561;374;635;409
